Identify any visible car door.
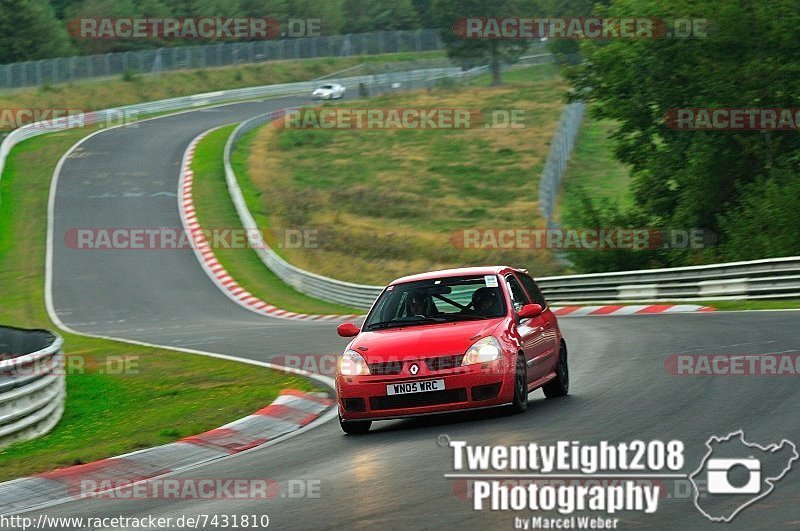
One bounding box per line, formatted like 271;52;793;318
517;272;560;377
504;274;544;384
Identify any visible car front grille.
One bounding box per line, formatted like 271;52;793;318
424;355;465;371
369;388;468;411
368;361;404;375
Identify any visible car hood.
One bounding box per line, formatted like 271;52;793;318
351;319;504;362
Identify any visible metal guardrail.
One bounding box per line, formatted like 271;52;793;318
0;326;65;449
0;29;446;89
536;256;800;302
225;109;384;309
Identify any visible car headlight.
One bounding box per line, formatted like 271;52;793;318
462;336;503;366
338;349;370;376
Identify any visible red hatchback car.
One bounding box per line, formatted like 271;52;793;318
335;266;568;434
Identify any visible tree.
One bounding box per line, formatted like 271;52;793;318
431;0;532;85
238;0;289;19
0;0;72;62
566;0;800;265
411;0;435;28
286;0;344;35
341;0;420;34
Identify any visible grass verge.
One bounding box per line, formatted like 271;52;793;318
0;125;320;482
559;300;800;311
556;113;633;224
240;64;569;285
674;300;800;311
190;126;362;315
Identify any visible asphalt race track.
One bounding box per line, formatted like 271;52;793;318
30;96;800;528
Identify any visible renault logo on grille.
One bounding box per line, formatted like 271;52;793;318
409;363;420;375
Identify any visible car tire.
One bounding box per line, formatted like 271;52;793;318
508;353;528;414
543;342;569;398
339;414;371;435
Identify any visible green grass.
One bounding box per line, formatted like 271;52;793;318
573;300;800;311
190;126;362;315
683;300;800;311
466;63;563;87
0;125;320;482
0;50;444;132
556;114;633;224
239;64;570;285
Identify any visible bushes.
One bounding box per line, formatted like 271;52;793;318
718;169;800;261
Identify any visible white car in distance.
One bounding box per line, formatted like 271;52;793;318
312;83;346;100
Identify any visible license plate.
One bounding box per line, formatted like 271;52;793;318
386;379;445;395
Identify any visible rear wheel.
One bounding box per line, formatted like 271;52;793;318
339;414;371;435
543;342;569;398
508;353;528;414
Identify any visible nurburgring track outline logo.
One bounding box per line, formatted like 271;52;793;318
689;430;798;522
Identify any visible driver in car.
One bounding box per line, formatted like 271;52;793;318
407;293;430;317
469;287;502;317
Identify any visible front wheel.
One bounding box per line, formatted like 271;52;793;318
543;342;569;398
339;414;371;435
508;354;528;414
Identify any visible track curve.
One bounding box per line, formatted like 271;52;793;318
31;95;800;528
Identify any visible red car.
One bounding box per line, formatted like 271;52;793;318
335;266;568;434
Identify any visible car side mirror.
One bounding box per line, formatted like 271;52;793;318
518;303;543;320
337;322;361;337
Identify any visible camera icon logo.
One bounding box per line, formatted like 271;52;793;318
690;431;797;522
706;457;760;494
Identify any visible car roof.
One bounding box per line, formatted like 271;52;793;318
389;266;525;285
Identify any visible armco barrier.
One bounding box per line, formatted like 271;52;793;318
0;326;65;449
536;256;800;303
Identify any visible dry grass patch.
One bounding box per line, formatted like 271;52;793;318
243;65;569;284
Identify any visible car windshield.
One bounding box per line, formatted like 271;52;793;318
320;85;333;89
364;275;507;330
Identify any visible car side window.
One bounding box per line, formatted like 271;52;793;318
518;273;547;309
504;275;530;312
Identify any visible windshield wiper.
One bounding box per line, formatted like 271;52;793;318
366;317;440;330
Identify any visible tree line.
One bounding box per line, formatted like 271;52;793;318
563;0;800;270
0;0;430;63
